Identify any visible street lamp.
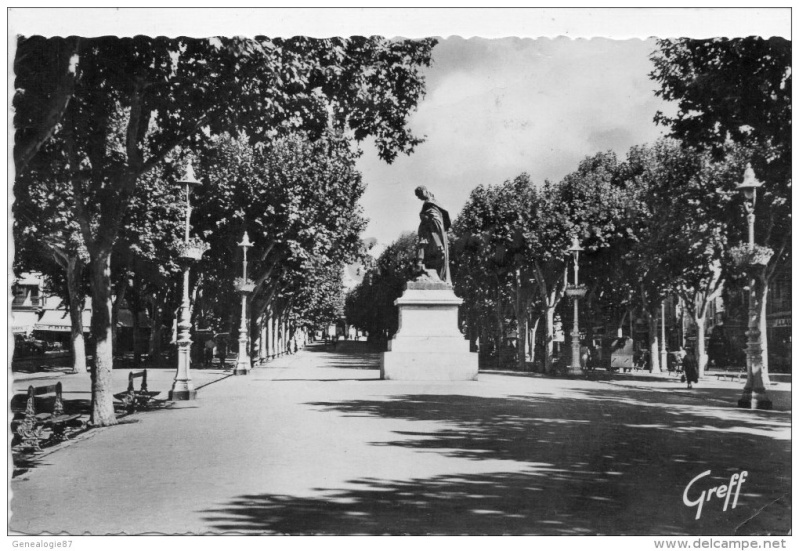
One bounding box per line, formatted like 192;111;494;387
234;231;255;375
565;236;587;375
170;162;208;401
736;163;764;250
660;299;668;373
729;163;772;410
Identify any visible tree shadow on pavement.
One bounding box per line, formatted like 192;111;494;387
202;470;656;535
11;453;51;478
202;385;790;535
267;378;382;383
299;342;381;370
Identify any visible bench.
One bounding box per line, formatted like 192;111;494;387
114;370;162;413
13;382;81;451
715;369;747;382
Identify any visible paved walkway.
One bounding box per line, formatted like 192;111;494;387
9;342;791;535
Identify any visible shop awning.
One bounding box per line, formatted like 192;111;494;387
34;309;91;333
12;310;40;335
767;313;791;329
15;275;41;286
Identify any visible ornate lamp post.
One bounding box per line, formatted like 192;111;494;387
565;236;587;375
170;162;208;400
234;231;255;375
729;163;772;409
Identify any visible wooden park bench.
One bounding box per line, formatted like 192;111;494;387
12;382;81;451
114;370;162;413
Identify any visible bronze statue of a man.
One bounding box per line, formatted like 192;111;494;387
414;186;451;284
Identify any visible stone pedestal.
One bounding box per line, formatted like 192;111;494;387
381;274;478;381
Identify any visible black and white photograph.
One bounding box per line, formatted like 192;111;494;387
7;7;791;544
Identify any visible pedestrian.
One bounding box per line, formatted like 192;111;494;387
204;338;215;367
592;344;602;371
639;350;650;371
682;347;699;389
675;346;687;374
580;342;591;372
217;338;228;368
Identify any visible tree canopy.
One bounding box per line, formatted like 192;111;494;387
13;34;437;426
651;37;791;277
195;130;368;332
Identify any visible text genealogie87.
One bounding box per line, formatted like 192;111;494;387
11;541;72;549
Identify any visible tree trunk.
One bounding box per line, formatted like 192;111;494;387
628;307;634;339
733;268;772;408
270;314;277;358
517;315;527;370
494;297;505;369
617;310;628;338
258;315;267;364
266;314;274;359
543;306;555;373
147;295;163;363
89;252;117;426
281;316;288;355
111;276;128;358
132;300;141;367
647;310;661;372
249;298;258;361
468;320;478;352
758;274;770;381
529;315;541;368
694;314;707;378
514;268;528;371
526;315;533;359
479;325;489;366
66;256;87;374
276;314;283;355
276;314;284;356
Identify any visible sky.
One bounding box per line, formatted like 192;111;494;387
8;8;788;260
357;36;675;248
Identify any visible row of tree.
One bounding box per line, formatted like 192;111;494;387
450;140;754;374
346;37;791;378
13;35;438;426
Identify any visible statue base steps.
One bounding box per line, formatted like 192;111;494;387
381;280;478;381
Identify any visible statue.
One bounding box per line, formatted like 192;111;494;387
382;186;477;381
414;186;451;284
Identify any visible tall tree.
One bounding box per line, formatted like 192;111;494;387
615;142;687;372
13;35;436;426
13;142;90;373
13;36;81;172
552;151;637;368
651;37;791;372
195;131;368;353
540;156;633;373
345;233;419;343
452;177;537;370
631;141;747;375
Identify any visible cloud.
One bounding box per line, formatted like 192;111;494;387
357;37;675;245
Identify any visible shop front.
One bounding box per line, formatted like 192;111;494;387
767;313;791;372
33;308;92;350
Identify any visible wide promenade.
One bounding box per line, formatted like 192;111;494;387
10;342;791;535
